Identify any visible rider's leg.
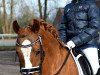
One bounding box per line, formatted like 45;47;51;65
82;47;99;75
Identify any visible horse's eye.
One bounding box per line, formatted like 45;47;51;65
35;49;40;56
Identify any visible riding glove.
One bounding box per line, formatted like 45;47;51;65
64;40;75;49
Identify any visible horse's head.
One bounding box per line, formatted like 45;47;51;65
13;19;59;75
13;19;78;75
13;19;46;75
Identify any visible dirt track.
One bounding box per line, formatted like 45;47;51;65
0;50;100;75
0;64;20;75
0;51;21;75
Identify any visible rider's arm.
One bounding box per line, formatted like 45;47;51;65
69;3;100;47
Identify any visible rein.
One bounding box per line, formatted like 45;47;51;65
16;36;44;75
55;48;71;75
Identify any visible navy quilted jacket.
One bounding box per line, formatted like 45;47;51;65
58;0;100;46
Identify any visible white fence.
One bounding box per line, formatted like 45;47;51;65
0;34;17;46
0;34;17;39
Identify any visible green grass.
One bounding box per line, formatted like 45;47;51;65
0;46;15;51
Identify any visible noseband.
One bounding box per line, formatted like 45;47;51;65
16;36;44;75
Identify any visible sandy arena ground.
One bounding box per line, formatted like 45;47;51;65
0;51;21;75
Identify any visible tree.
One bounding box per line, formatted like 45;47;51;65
9;0;14;34
37;0;59;22
0;2;2;32
0;10;2;33
2;0;14;34
38;0;43;19
38;0;48;21
17;0;35;26
44;0;48;21
2;0;8;34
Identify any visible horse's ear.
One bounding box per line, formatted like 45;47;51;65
13;20;20;34
29;19;40;33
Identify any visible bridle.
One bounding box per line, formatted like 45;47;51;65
16;35;71;75
16;36;45;75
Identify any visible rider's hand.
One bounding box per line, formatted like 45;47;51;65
64;40;75;50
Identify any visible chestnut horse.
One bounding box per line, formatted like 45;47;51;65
13;19;79;75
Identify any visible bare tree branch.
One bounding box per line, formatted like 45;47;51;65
44;0;48;21
38;0;43;19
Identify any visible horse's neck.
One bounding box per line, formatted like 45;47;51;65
42;36;69;74
41;30;67;60
41;29;67;57
40;30;78;75
41;32;59;53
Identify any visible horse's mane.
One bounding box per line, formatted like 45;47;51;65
38;19;64;47
39;19;59;39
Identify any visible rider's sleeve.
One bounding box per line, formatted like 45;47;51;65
71;3;100;46
58;9;68;43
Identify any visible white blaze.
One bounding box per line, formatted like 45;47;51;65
21;40;32;68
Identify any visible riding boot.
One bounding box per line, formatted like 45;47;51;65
82;47;99;75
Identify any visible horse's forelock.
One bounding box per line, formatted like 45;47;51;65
18;27;31;37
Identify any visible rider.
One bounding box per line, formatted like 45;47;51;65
58;0;100;75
